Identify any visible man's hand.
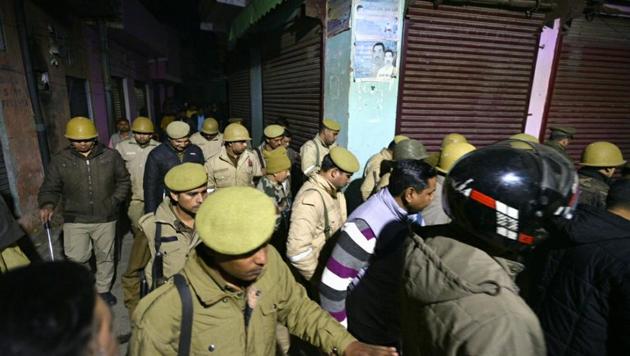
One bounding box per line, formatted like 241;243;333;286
343;341;398;356
39;205;54;223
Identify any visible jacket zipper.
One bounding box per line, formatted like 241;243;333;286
86;159;94;215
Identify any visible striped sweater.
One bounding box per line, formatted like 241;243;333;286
319;188;409;328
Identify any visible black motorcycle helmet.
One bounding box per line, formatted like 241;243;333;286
443;141;578;254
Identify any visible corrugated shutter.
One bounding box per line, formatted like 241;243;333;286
261;21;322;148
544;16;630;161
111;77;125;120
227;51;251;125
397;1;544;151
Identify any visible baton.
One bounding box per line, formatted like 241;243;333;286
44;221;55;261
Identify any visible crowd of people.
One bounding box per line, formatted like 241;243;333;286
0;108;629;356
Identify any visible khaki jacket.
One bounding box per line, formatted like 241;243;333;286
300;135;336;175
190;132;223;161
139;200;199;287
130;246;356;356
205;146;263;190
116;139;160;201
402;233;545;356
287;174;347;280
360;148;392;201
422;174;450;226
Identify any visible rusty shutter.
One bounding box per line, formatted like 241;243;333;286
261;20;322;148
397;1;544;151
544;16;630;161
227;51;251;125
0;142;10;202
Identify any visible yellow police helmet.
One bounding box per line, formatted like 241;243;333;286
437;142;476;174
393;135;409;144
228;118;244;124
166;121;190;139
322;118;341;132
223;123;251;142
65;117;98;140
510;133;539;143
131;117;154;134
329;147;360;173
196;187;277;255
441;133;467;150
394;139;428;161
164;163;208;192
580;141;626;167
201;117;219;135
263;124;285;139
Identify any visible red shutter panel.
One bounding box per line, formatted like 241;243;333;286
262;21;322;148
397;1;544;151
545;17;630;161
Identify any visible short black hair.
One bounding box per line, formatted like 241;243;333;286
320;154;336;172
607;179;630;211
0;262;96;356
388;159;437;196
373;42;385;51
387;139;396;150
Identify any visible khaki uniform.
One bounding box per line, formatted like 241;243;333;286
130;246;356;355
139;200;199;288
360;148;392;201
422;174;451;226
0;244;29;273
578;173;609;210
189;132;223;161
116;138;160;219
287;174;347;280
205;146;263;190
402;233;545;356
300;135;336;176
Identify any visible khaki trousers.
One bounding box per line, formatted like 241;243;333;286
0;244;30;273
122;199;151;315
63;221;116;293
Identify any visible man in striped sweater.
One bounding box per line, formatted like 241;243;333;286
319;159;437;348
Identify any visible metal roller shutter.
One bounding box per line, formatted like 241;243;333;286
227;51;251;125
397;1;544;150
544;16;630;161
262;21;322;148
0;142;10;203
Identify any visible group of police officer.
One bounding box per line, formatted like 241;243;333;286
17;112;629;355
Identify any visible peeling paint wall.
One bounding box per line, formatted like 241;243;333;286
323;30;352;146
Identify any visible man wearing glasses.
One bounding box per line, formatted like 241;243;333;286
38;116;130;306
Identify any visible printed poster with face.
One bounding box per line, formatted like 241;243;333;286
352;0;400;82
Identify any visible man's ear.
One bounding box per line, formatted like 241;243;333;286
169;191;179;203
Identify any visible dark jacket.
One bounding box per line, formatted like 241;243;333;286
578;168;610;210
524;205;630;356
0;196;23;249
38;144;130;223
143;142;203;213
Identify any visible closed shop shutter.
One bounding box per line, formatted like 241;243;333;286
397;1;544;151
544;16;630;161
261;20;322;148
66;76;89;118
111;77;126;120
227;51;251;126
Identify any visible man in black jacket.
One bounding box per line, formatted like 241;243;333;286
524;179;630;355
38;117;130;305
143;121;204;213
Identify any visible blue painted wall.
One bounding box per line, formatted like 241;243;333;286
323;30;352;148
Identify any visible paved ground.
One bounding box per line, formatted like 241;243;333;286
32;225;134;355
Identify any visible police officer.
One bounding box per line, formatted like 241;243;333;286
287;147;359;281
300;119;340;176
189;117;223;161
117;117;160;312
424;133;468;167
143;121;204;213
129;187;397;356
401;142;578;356
423;141;476;226
359;135;408;201
38;117;130;305
578;141;626;209
205;123;263;190
254;124;286;170
544;125;575;162
141;163;207;289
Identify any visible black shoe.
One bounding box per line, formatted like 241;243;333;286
99;292;118;306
